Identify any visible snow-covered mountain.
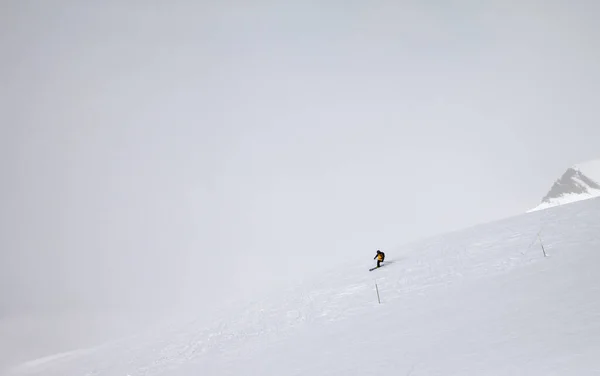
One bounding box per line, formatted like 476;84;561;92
529;159;600;212
6;199;600;375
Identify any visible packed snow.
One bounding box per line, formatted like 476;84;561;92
530;191;600;212
6;198;600;376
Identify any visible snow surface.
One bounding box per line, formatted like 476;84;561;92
529;159;600;212
529;191;600;212
6;198;600;376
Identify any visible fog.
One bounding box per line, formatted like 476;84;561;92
2;0;600;369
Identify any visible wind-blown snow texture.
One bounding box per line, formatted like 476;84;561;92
530;159;600;212
7;198;600;376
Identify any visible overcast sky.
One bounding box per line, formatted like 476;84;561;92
2;0;600;344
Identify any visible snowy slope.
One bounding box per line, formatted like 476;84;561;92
529;159;600;212
6;198;600;376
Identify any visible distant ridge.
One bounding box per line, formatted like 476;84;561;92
529;159;600;212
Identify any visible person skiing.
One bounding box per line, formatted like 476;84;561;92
374;250;385;268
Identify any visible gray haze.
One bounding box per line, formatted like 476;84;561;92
2;0;600;367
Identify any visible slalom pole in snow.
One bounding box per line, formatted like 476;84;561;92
375;281;381;304
524;230;548;258
538;209;549;257
538;234;548;257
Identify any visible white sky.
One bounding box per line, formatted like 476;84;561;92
1;0;600;325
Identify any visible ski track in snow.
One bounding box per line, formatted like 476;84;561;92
7;198;600;376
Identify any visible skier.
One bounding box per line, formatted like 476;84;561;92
374;250;385;268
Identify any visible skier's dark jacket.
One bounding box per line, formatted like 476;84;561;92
374;251;385;261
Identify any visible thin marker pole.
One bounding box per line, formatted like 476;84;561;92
538;234;547;257
375;282;381;304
